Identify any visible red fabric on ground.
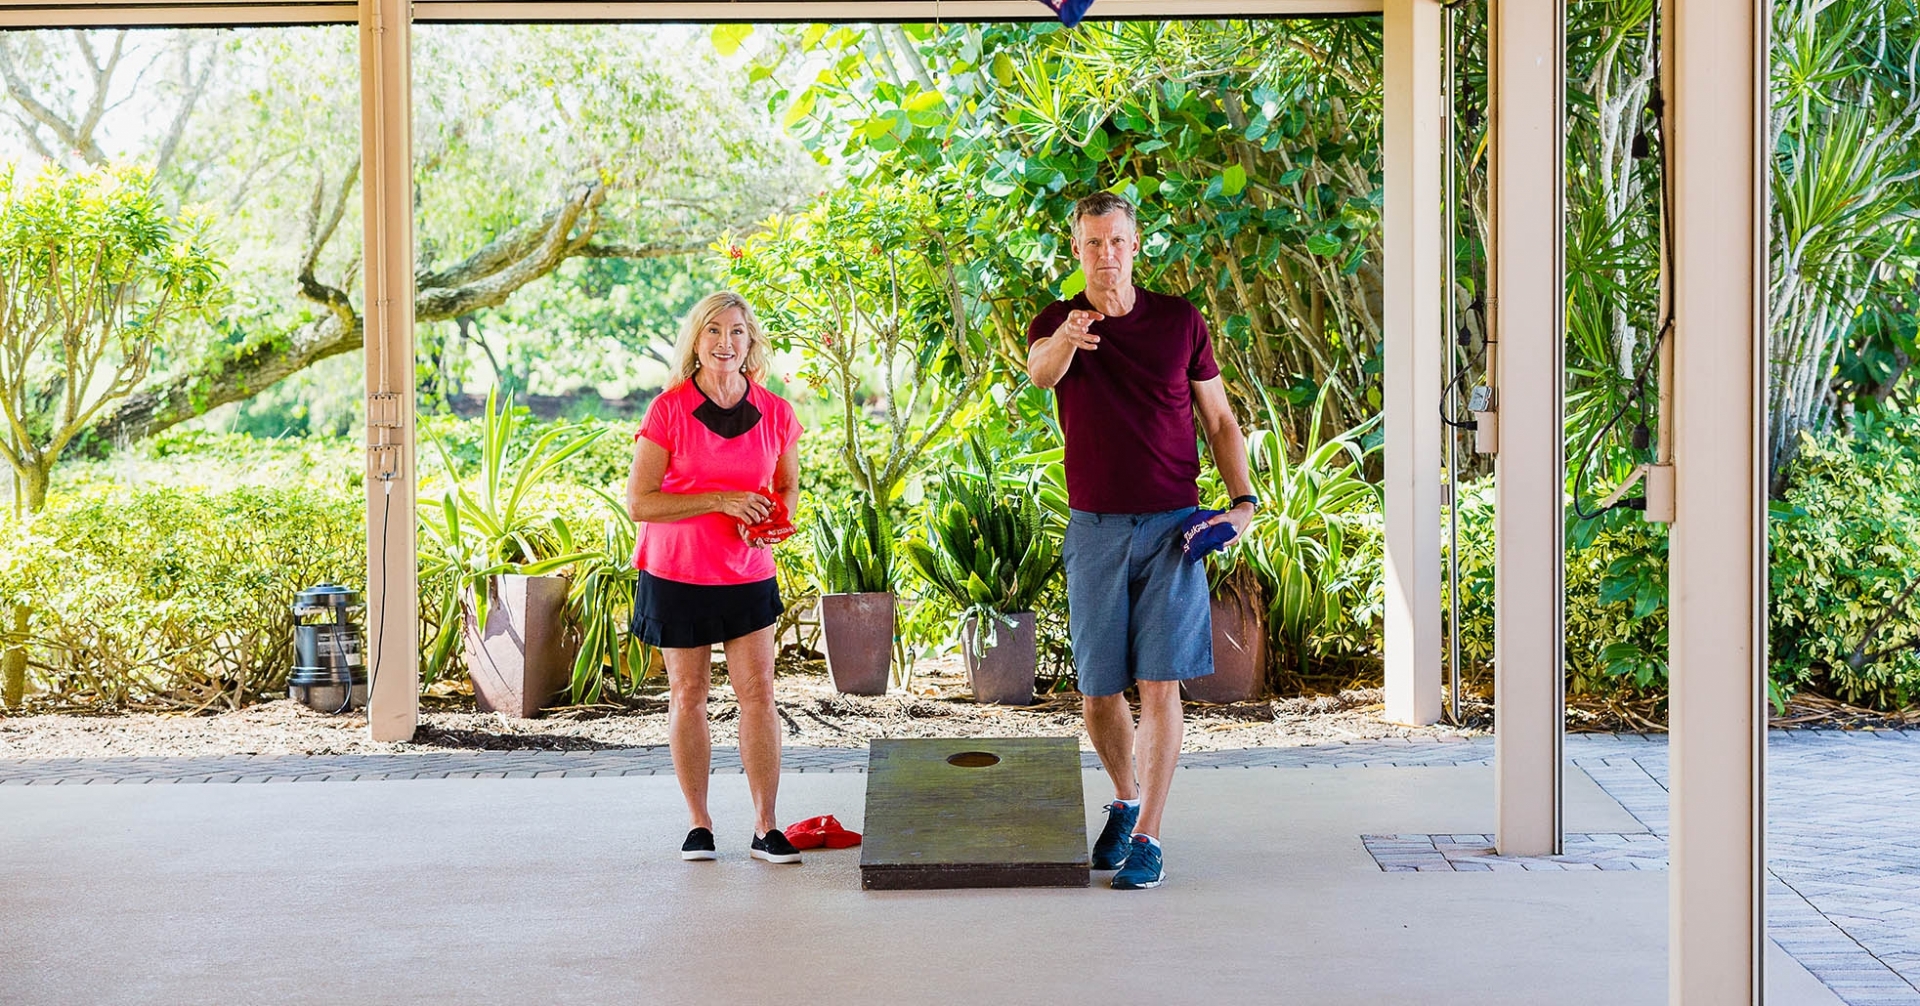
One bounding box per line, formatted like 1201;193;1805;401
784;815;861;850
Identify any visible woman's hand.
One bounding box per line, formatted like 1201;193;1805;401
710;490;774;525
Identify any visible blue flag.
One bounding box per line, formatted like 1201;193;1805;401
1037;0;1097;27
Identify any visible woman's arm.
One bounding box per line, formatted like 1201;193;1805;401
771;445;800;518
626;437;772;525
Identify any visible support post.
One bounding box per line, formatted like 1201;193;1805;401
1490;0;1564;856
361;0;418;742
1666;0;1766;999
1382;0;1443;726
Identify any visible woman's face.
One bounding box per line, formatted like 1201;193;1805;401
697;306;752;377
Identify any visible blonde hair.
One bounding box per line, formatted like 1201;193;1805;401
666;291;771;389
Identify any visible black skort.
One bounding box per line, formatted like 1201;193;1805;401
630;571;783;649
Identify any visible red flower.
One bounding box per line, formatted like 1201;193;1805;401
727;244;745;259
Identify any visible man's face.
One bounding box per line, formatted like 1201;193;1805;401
1072;211;1139;291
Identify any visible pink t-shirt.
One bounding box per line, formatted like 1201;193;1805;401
631;380;803;585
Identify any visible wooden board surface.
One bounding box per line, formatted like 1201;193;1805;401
860;737;1088;890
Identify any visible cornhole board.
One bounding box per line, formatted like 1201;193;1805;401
860;736;1089;890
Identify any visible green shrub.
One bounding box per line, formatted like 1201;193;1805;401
1771;409;1920;709
1449;482;1671;699
0;484;363;710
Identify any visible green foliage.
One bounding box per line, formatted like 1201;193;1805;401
0;163;222;509
1202;390;1384;677
901;448;1061;653
417;389;611;685
727;176;990;502
810;492;894;595
0;484;362;710
1770;408;1920;709
1449;484;1673;699
755;18;1390;440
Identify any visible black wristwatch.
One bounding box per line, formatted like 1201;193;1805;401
1230;494;1260;510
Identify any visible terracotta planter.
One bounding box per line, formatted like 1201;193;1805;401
820;591;895;695
1184;588;1268;704
961;611;1036;706
464;574;578;718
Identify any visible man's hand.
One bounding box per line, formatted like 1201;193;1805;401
1053;309;1105;351
1205;502;1256;543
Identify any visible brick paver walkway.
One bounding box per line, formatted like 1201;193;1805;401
3;729;1913;1002
1570;730;1920;1006
1362;832;1669;872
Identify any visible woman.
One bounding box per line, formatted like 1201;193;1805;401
626;291;803;864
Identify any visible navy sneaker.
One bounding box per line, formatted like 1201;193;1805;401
751;829;803;864
681;827;716;861
1091;801;1142;870
1111;836;1165;890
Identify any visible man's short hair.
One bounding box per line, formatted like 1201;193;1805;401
1071;191;1138;240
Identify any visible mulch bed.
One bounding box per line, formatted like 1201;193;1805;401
0;657;1907;759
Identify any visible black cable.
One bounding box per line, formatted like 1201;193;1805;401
359;477;392;720
1571;11;1673;521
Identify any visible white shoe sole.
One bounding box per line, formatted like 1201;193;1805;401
681;850;717;861
751;849;803;864
1113;872;1165;890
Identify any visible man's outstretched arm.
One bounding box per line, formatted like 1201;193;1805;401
1027;309;1104;389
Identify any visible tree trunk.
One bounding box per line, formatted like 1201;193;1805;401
2;603;25;709
20;461;47;514
80;314;360;453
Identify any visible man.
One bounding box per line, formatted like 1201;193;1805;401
1026;191;1258;891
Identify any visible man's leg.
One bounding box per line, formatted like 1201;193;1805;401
1063;510;1142;870
1083;691;1140;802
1119;507;1213;851
1131;679;1183;839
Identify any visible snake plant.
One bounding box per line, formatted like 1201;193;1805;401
810;492;894;595
902;470;1060;655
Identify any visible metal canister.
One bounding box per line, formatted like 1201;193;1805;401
289;583;367;713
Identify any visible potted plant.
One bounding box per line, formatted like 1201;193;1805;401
902;471;1060;706
809;492;896;695
1186;560;1269;704
419;389;603;718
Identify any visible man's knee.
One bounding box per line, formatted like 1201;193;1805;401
1135;679;1183;709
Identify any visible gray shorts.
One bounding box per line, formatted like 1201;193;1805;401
1062;507;1215;698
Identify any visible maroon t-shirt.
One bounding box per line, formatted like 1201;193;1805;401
1027;285;1220;514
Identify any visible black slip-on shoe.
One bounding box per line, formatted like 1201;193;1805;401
681;827;717;861
751;829;803;864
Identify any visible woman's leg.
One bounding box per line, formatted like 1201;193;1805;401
724;625;781;835
663;645;715;830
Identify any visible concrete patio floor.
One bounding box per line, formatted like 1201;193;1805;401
0;744;1855;1006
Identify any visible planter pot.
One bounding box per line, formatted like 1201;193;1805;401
961;611;1036;706
1183;588;1268;704
464;574;578;718
820;592;895;695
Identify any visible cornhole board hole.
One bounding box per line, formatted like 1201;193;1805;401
860;736;1089;890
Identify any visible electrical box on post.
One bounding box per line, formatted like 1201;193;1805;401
1468;384;1498;454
